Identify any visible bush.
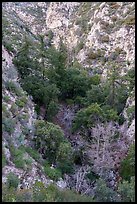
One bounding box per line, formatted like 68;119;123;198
56;142;74;174
9;145;28;169
44;164;62;181
126;105;135;124
46;100;59;121
2;184;17;202
15;99;25;108
60;67;90;100
7;172;19;189
25;146;41;162
10;104;18;115
5;81;22;96
34;120;65;163
72;103;105;132
33;181;47;202
94;178;120;202
34;120;73;168
2;118;16;134
16;189;33;202
103;108;119;122
117;176;135;202
2;153;7;167
3;95;10;102
22;75;59;119
119;143;135;181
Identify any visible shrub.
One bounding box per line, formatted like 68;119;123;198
15;99;25;108
56;142;74;174
2;153;7;167
22;75;59;118
94;178;120;202
126;105;135;124
60;67;90;100
2;118;16;134
117;176;135;202
9;145;27;169
4;42;15;53
16;189;33;202
34;120;65;163
7;172;19;189
44;164;62;181
89;74;101;85
2;184;17;202
5;81;22;96
25;146;41;162
119;143;135;181
32;181;48;202
103;108;119;122
46;100;59;121
72;103;105;132
3;95;10;102
10;104;18;114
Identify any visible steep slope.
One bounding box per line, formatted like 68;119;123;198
2;2;135;202
2;46;53;189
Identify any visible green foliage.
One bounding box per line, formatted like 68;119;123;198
3;95;10;102
83;85;106;106
25;146;41;162
46;100;59;121
126;105;135;124
32;182;94;202
86;170;99;182
2;184;17;202
3;181;94;202
117;176;135;202
44;164;62;181
33;181;47;202
89;74;101;85
10;145;31;170
124;67;135;91
7;173;19;189
16;189;33;202
34;120;73;172
3;41;15;53
2;152;7;167
13;36;36;78
60;67;90;100
10;104;18;115
103;107;119;122
5;81;22;96
72;103;105;132
56;142;74;174
34;120;64;163
94;178;120;202
119;143;135;181
15;99;25;108
2;118;16;134
22;75;59;119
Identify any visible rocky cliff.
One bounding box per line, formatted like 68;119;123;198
2;2;135;198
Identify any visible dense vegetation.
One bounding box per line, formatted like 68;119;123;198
3;29;135;202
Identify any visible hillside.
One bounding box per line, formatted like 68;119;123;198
2;2;135;202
